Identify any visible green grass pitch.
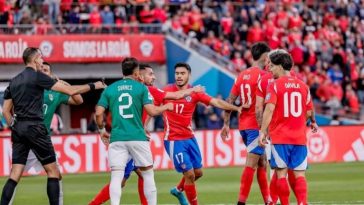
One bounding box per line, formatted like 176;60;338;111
1;162;363;204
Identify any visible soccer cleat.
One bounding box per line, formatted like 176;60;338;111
237;202;246;205
170;187;188;205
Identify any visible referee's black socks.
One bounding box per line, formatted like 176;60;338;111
1;178;17;205
47;177;60;205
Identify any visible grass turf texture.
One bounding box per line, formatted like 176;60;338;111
1;162;363;204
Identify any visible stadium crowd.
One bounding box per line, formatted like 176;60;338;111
0;0;363;131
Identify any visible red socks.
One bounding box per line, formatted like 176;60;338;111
294;176;307;205
270;171;278;204
184;184;198;205
257;167;270;203
276;178;290;205
177;177;185;192
238;166;255;202
138;177;148;205
287;169;297;198
89;183;110;205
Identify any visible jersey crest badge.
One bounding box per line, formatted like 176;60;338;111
49;94;54;101
185;96;192;102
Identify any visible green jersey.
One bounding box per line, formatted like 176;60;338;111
97;78;153;142
43;90;70;133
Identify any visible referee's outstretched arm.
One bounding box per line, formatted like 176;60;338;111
51;80;106;96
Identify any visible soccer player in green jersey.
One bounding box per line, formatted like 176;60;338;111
95;57;173;205
8;62;106;205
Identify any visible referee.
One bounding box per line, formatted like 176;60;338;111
0;47;105;205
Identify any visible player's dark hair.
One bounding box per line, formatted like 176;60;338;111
270;52;293;71
22;47;39;65
139;63;152;71
43;62;52;71
251;42;271;61
121;57;139;76
174;62;191;73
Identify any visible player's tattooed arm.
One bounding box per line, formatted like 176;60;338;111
165;85;205;100
223;93;238;126
255;96;264;128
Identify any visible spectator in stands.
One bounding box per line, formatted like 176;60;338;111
89;6;102;33
100;5;114;33
345;85;360;114
358;67;364;103
206;113;221;130
47;0;60;24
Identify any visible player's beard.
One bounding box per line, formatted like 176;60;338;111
176;78;188;88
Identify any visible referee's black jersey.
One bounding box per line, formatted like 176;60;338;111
3;67;56;121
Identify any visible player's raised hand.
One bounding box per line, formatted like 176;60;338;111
258;131;268;147
94;81;107;90
311;122;318;133
192;85;205;93
237;106;243;114
220;125;230;141
164;102;174;111
100;131;110;146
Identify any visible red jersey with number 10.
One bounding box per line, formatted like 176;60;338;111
231;67;265;130
265;76;312;145
163;84;212;141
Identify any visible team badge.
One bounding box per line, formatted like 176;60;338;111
185;96;192;102
265;93;271;101
49;94;54;101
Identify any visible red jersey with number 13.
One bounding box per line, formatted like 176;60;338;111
231;67;265;130
163;84;212;141
265;76;312;145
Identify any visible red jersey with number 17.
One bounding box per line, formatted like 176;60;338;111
163;84;212;141
265;76;313;145
231;67;265;130
142;86;167;124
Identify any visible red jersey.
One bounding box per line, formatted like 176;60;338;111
265;76;312;145
163;84;212;141
142;86;167;124
257;70;297;99
231;67;265;130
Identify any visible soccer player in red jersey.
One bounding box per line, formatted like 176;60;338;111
221;42;271;205
258;52;316;205
163;63;243;205
89;64;203;205
256;49;318;205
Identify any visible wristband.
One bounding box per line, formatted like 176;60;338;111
88;83;96;91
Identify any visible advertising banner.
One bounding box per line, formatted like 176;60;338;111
0;126;363;176
0;35;165;63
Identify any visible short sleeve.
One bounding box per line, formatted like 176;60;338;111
148;86;166;106
256;79;264;98
59;93;70;105
306;88;313;111
196;92;212;106
142;85;153;105
97;89;109;109
265;83;277;105
37;71;56;89
230;77;241;96
3;86;11;100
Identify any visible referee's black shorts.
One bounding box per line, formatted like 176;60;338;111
11;120;56;166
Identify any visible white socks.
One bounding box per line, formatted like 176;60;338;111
109;170;124;205
141;169;157;205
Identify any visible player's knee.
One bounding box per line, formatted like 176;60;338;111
258;157;267;168
184;172;195;183
194;169;203;179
